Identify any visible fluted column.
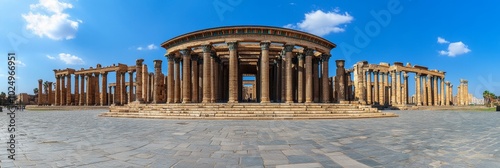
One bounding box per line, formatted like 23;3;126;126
210;53;216;103
74;75;79;106
114;72;121;105
416;74;421;106
65;74;71;105
191;54;199;103
403;72;408;104
390;71;396;105
61;75;66;105
373;71;379;105
427;75;433;106
135;59;144;102
94;73;100;105
297;54;305;103
38;79;43;105
260;42;271;103
128;71;134;103
335;60;346;102
433;76;438;106
281;54;286;102
174;57;181;103
313;58;319;103
304;50;313;103
283;44;294;103
166;55;175;103
142;64;148;103
101;72;107;105
179;49;191;103
79;75;84;105
47;81;53;105
440;77;445;106
120;72;126;104
380;72;385;105
321;54;330;103
366;71;372;105
395;71;401;105
227;42;238;103
55;76;60;106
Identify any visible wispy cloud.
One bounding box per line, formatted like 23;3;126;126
437;37;449;44
137;44;158;51
47;55;56;59
22;0;82;40
58;53;84;64
284;9;353;36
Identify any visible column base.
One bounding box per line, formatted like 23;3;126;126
260;101;270;104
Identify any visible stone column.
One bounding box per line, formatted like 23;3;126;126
227;42;238;103
395;71;401;105
142;64;148;103
390;71;396;105
440;77;445;106
47;81;53;105
427;75;433;106
401;72;408;105
450;84;454;105
114;72;121;105
166;55;175;103
94;73;100;105
260;42;271;103
61;75;66;105
210;53;216;103
66;74;71;105
283;44;294;103
304;49;313;103
321;54;330;103
153;60;163;103
74;75;79;106
214;57;220;102
120;72;126;104
174;57;181;103
38;79;43;105
128;71;134;103
313;58;320;103
101;72;107;105
415;74;420;106
55;76;60;106
374;71;379;104
445;82;450;106
366;71;372;105
433;76;438;106
79;75;84;105
335;60;346;102
108;86;112;105
281;54;287;102
135;59;144;102
85;74;91;105
191;54;199;103
297;54;305;103
380;72;386;105
180;49;191;103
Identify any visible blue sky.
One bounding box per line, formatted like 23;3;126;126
1;0;499;98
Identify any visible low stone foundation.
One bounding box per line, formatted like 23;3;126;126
99;103;398;120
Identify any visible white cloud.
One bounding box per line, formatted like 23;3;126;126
284;9;353;36
136;44;158;51
439;41;471;57
46;55;56;59
437;37;449;44
15;60;26;67
58;53;84;64
22;0;81;40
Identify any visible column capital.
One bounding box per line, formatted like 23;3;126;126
154;60;163;68
191;54;199;61
136;59;144;65
166;53;176;61
226;42;237;51
304;48;314;56
297;53;305;60
283;44;294;52
260;42;270;50
201;45;213;53
180;49;191;56
427;74;433;78
101;71;108;76
321;54;331;61
174;57;181;63
403;72;408;78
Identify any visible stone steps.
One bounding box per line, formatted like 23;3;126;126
101;103;397;120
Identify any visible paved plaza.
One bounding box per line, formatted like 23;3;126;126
0;110;499;167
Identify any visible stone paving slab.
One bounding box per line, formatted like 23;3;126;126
0;110;499;167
